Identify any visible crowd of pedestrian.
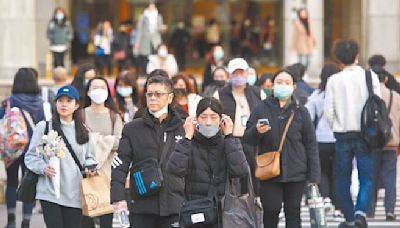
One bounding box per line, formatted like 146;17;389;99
1;4;400;228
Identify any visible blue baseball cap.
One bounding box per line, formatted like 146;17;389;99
55;85;80;101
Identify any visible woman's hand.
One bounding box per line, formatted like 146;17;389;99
220;114;233;136
85;168;97;177
44;165;56;177
183;116;197;140
256;122;271;134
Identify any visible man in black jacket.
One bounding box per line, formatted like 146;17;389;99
111;75;185;228
214;58;265;195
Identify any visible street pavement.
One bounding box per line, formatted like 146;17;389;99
1;159;400;227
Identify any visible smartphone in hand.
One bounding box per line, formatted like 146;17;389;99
258;118;270;126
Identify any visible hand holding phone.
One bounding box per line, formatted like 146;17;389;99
257;118;271;134
258;118;270;126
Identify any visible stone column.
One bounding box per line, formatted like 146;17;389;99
0;0;63;79
306;0;324;80
364;0;400;72
283;0;324;81
0;0;38;79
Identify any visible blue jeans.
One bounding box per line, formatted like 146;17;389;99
335;138;373;222
298;54;310;68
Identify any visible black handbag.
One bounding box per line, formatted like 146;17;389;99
179;152;223;227
129;132;173;199
130;158;163;198
17;122;49;203
180;196;219;227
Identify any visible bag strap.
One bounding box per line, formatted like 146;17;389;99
56;127;84;172
22;110;35;130
44;121;49;135
365;70;373;97
277;112;295;153
388;90;394;113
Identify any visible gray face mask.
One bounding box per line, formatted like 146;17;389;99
198;124;220;138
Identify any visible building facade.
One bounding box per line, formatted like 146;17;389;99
0;0;399;80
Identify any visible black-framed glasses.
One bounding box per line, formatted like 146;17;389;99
145;92;171;98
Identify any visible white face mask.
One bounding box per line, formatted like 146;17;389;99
89;88;108;104
158;49;168;58
117;86;133;97
149;104;169;118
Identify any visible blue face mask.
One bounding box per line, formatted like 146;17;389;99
247;74;257;86
213;50;224;60
273;84;294;100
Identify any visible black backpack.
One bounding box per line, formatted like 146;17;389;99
361;70;393;149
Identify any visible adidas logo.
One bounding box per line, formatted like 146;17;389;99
150;181;158;189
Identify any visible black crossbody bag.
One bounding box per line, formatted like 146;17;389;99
179;153;223;227
17;122;49;203
129;132;174;199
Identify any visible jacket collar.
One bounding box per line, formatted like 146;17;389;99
193;131;224;146
143;106;183;132
265;96;298;114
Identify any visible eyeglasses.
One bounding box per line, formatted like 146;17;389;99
145;92;171;98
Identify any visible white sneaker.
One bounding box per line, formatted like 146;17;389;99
332;210;345;222
323;198;334;213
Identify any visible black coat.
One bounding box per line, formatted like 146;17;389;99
167;132;249;200
218;85;262;123
243;96;320;183
111;107;185;216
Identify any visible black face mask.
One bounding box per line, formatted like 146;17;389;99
174;88;188;96
213;80;226;87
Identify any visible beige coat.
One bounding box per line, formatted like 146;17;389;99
291;20;316;55
380;84;400;149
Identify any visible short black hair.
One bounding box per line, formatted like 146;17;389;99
368;54;386;68
256;73;274;86
333;39;359;65
289;63;306;79
12;67;40;95
371;66;387;83
196;97;223;117
148;69;169;79
274;67;298;83
146;75;173;93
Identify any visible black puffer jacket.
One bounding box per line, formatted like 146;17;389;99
111;107;185;216
243;96;320;183
167;132;249;200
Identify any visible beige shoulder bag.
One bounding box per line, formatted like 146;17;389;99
255;112;295;180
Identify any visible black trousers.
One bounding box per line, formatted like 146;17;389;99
81;213;113;228
52;51;65;68
259;181;305;228
131;214;179;228
41;200;82;228
318;143;338;208
239;138;259;196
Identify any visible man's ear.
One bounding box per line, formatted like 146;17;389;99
167;93;174;104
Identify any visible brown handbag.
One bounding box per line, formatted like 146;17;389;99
255;112;295;180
